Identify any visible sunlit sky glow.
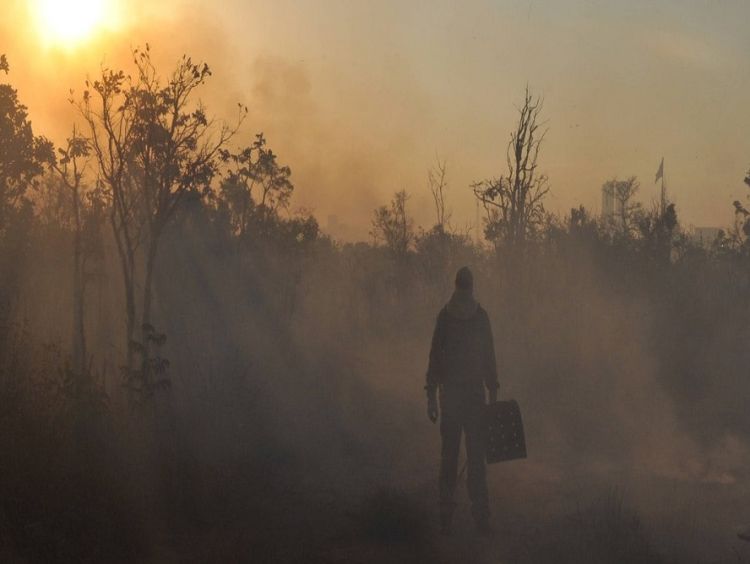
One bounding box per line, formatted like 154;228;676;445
32;0;119;48
5;0;750;239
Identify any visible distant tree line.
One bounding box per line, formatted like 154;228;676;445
1;45;750;405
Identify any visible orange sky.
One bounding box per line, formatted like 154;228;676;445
4;0;749;240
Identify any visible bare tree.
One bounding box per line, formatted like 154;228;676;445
473;87;549;248
428;158;450;232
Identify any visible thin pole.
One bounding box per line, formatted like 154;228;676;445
660;163;666;214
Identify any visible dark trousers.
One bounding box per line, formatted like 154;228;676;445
439;386;489;523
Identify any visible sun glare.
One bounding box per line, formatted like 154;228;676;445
34;0;111;47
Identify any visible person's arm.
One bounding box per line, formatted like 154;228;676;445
425;309;445;422
481;309;499;403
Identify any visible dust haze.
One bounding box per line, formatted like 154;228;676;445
2;1;750;563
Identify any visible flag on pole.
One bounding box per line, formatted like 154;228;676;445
655;158;664;183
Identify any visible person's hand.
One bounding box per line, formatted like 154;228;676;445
488;388;498;404
427;395;438;423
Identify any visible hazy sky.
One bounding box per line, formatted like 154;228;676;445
4;0;750;239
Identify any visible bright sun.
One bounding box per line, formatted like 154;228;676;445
34;0;110;46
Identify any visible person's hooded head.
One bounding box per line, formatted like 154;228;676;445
447;266;478;319
455;266;473;293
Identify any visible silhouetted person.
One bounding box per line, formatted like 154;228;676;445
425;266;498;535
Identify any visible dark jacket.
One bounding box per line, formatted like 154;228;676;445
425;291;499;394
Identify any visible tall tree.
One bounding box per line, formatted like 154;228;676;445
473;87;549;249
50;128;92;373
76;46;243;394
0;55;53;229
0;55;53;314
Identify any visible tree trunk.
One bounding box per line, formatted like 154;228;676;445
71;183;86;374
110;208;137;374
141;233;160;389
